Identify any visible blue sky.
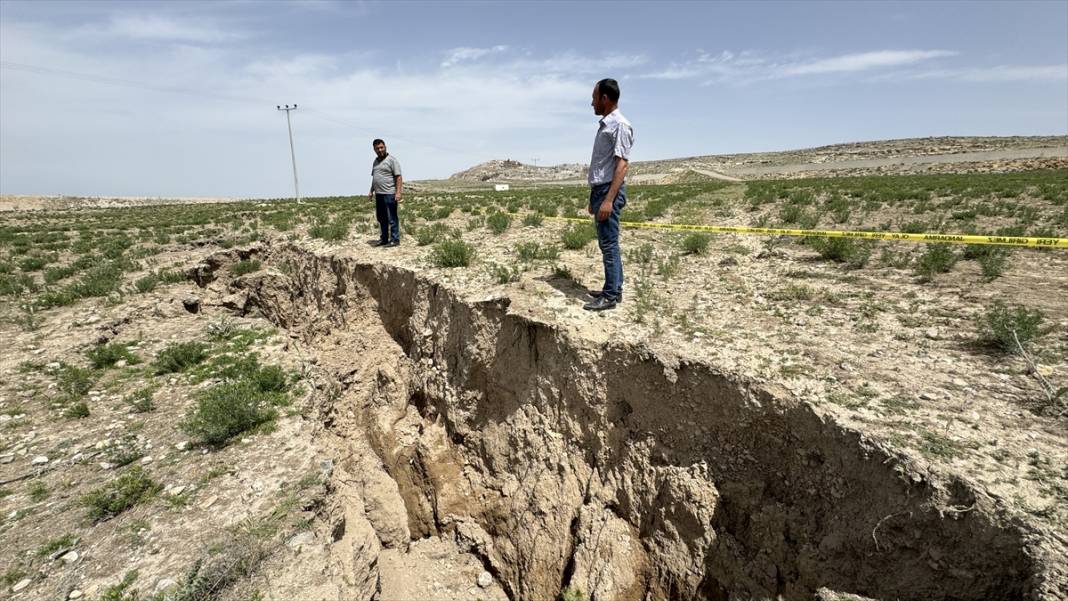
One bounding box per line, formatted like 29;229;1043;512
1;0;1066;197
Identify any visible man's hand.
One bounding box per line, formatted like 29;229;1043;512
395;194;402;203
368;192;374;202
596;199;613;222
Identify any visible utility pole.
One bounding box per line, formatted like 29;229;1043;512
276;104;302;203
531;158;540;168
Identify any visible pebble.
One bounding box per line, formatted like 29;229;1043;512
13;578;31;592
69;591;84;599
114;359;127;368
175;441;190;451
154;578;177;593
0;454;13;464
287;531;315;550
32;455;49;465
60;550;79;564
140;456;154;465
201;495;218;508
477;571;493;588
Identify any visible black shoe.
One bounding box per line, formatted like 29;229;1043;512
583;296;617;311
374;240;389;247
588;290;623;302
388;240;400;247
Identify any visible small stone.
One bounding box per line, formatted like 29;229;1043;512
155;578;178;593
170;485;186;496
46;362;61;370
60;550;79;564
13;578;31;592
69;590;84;599
99;462;114;470
924;328;940;340
0;454;13;464
287;531;315;550
32;455;49;465
175;441;190;451
201;495;218;508
140;456;154;465
114;359;127;368
477;571;493;588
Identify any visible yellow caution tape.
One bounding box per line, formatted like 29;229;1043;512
531;214;1068;249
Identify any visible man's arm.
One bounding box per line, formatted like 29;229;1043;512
597;157;628;221
394;175;403;202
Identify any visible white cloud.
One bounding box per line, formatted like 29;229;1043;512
105;15;248;43
639;49;958;84
441;45;509;68
781;50;958;75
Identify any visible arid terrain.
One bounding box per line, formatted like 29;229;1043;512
1;137;1066;601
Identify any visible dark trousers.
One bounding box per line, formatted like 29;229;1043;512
589;183;627;300
375;193;400;243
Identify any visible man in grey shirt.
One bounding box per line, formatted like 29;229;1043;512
368;138;403;246
584;78;634;311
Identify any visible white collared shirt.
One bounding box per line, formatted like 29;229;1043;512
588;108;634;186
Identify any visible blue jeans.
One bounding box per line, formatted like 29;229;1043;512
375;193;400;243
589;183;626;300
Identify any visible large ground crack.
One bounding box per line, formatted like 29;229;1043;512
195;243;1056;601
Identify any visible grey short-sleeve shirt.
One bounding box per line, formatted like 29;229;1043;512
371;154;402;194
588;109;634;186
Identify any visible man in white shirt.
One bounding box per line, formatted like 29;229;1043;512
584;78;634;311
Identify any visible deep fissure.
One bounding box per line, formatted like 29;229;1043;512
194;243;1047;601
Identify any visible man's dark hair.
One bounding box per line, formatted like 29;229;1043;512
372;138;385;146
595;78;620;103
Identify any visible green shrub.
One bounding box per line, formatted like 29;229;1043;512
522;213;544;227
57;364;95;398
489;262;522;284
87;342;140;369
125;387;157;413
681;233;710;255
431;239;474;268
64;400;90;419
808;237;873;268
308;221;349;241
98;571;140;601
43;265;78;284
627;243;654;265
915;243;958;279
181;381;280;446
413;222;453;246
231;259;261;276
134;273;159;293
979;301;1047;352
0;273;37;296
153;342;209;374
964;246;1011;281
35;533;75;557
81;467;161;522
18;254;54;272
486;212;512;235
516;242;560;262
561;223;597;250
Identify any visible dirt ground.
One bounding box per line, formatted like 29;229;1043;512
1;138;1066;601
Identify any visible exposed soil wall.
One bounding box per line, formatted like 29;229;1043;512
192;243;1058;601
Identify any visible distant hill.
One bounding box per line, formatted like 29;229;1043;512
440;136;1067;187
